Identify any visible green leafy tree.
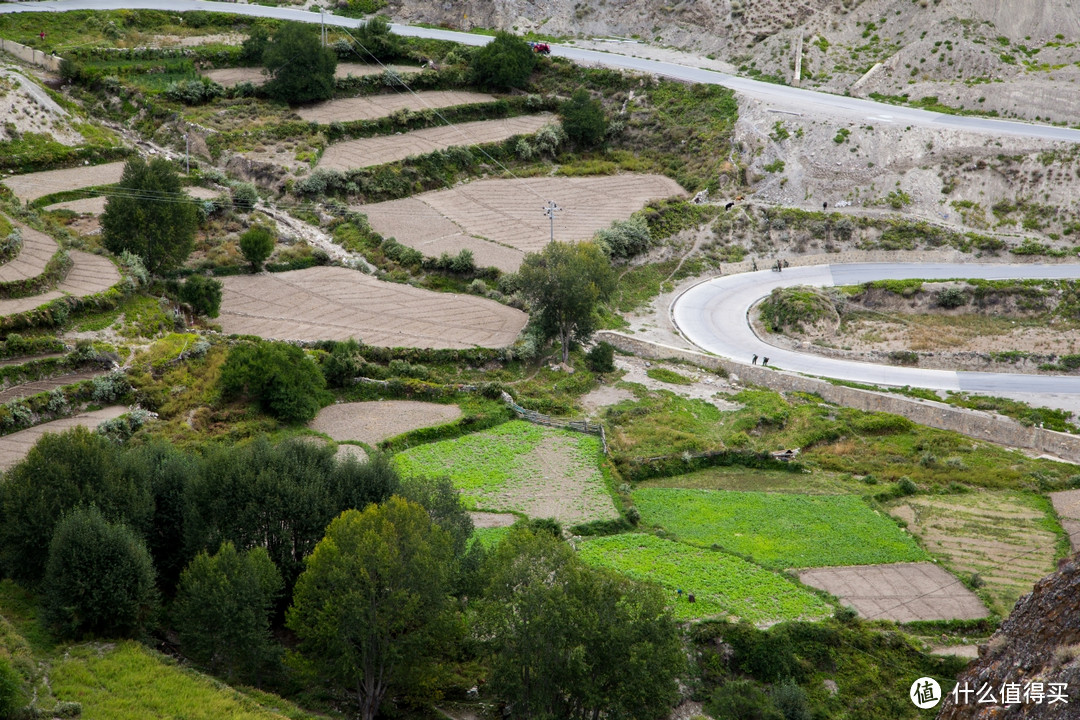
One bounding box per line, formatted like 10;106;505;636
184;438;399;596
0;427;150;587
179;274;223;318
288;499;456;720
219;341;328;423
560;88;607;147
174;542;282;682
239;226;276;271
706;680;783;720
263;22;337;105
240;24;269;63
478;528;683;720
469;31;536;89
594;216;652;259
42;506;158;639
352;15;400;60
102;157;198;274
518;241;616;364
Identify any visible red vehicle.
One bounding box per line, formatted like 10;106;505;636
529;42;551;55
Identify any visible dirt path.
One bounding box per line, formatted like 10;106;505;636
310;400;462;444
798;563;988;622
319;113;553;171
0;406;126;471
295;90;496;124
2;162;126;203
217;267;527;348
0;370;104;405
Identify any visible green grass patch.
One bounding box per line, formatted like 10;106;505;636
645;367;694;385
633;488;929;569
392;420;610;519
471;526;512;549
637;465;861;494
0;214;11;238
578;534;832;623
51;641;332;720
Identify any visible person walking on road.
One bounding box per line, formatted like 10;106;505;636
752;354;758;365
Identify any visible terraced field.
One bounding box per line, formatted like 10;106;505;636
889;492;1062;611
579;534;832;623
309;400;462;445
393;420;618;526
203;62;421;87
319;114;554;171
633;488;929;569
295;90;496;124
0;223;58;282
0;406;126;471
0;370;104;405
361;174;684;271
217;266;526;348
2;161;126;203
1050;489;1080;551
798;563;988;622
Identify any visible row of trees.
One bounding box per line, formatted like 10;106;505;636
0;429;684;719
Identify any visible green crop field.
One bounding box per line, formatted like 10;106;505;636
633;488;929;569
578;534;832;623
393;420;617;524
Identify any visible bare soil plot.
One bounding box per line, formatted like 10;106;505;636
45;196;107;215
0;370;104;405
2;162;126;203
217;267;526;348
470;511;517;528
0;224;57;282
361;175;685;270
0;249;119;319
310;400;462;445
798;563;988;622
295;90;496;124
0;406;126;471
335;444;368;463
203;63;421;87
889;492;1060;611
1050;489;1080;552
319;114;554;171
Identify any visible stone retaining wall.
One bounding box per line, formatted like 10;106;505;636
597;330;1080;465
0;38;62;72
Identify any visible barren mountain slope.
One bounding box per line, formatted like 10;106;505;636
389;0;1080;122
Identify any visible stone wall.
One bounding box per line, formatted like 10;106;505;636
597;330;1080;464
0;38;62;73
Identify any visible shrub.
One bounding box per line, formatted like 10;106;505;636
164;78;224;104
231;182;259;212
220;341;328;423
240;25;269;63
771;679;811;720
594;216;652;259
42;506;158;639
935;286;967;308
560;88;608;147
180;275;223;318
351;15;399;60
586;341;616;372
321;338;364;387
91;370;131;403
239;226;276;271
706;679;782;720
470;31;535;89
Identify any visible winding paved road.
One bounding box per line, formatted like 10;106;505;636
4;0;1080;144
672;263;1080;394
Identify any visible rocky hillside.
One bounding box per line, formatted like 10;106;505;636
386;0;1080;122
937;554;1080;719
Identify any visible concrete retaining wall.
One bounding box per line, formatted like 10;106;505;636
0;38;62;73
597;330;1080;465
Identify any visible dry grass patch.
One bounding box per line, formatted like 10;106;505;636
889;491;1062;612
310;400;462;445
217;267;527;348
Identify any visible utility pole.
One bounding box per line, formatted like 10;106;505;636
185;133;190;174
543;200;562;243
